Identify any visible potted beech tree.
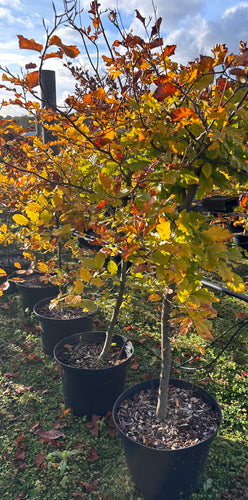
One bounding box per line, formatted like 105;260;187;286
1;2;248;494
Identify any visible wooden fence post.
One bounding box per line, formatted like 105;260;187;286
39;70;58;153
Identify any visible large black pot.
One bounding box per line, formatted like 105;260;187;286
16;275;59;314
34;297;95;356
233;233;248;253
113;378;222;500
0;254;29;294
54;331;134;417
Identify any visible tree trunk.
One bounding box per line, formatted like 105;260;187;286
100;258;127;359
156;286;175;422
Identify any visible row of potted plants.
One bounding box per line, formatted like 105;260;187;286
1;1;248;498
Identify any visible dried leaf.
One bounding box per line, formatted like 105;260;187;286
86;448;99;462
17;35;43;52
34;429;66;440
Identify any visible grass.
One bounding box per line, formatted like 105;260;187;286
0;267;248;500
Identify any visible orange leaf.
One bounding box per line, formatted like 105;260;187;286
163;44;177;57
49;35;80;58
26;71;39;89
170;107;195;122
17;35;43;52
153;82;178;101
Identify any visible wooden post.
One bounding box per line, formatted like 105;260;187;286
39;70;58;152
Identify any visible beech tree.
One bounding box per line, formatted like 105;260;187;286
1;0;248;420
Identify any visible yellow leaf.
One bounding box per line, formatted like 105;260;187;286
79;267;91;282
26;202;42;213
14;262;21;269
0;268;7;277
156;219;171;240
91;277;104;287
148;293;161;302
13;214;29;226
0;223;7;234
93;252;105;270
203;225;231;242
194;320;214;340
37;262;49;273
107;260;118;275
73;279;84;294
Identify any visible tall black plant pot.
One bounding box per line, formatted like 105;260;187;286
34;297;95;356
113;378;222;500
54;331;134;417
16;275;59;314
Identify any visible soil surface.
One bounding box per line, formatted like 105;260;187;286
18;274;57;288
36;303;92;320
56;342;126;369
116;385;220;450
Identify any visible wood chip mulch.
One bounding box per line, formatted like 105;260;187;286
116;385;220;450
56;342;126;369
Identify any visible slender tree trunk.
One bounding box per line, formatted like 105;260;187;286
100;258;127;359
156;286;175;422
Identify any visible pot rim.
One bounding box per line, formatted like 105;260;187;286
33;296;97;320
54;331;134;371
113;377;222;454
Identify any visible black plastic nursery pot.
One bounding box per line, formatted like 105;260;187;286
113;378;222;500
54;331;134;418
16;275;59;313
34;297;95;356
233;233;248;252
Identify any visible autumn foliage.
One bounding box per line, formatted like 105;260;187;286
1;0;248;418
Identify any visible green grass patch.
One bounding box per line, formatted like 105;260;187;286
0;280;247;499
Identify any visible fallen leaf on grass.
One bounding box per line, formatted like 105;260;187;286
14;491;27;500
77;479;98;492
131;360;140;370
34;429;66;440
35;452;45;466
86;448;98;462
0;302;9;309
15;385;33;394
85;414;100;437
105;411;117;437
5;371;21;378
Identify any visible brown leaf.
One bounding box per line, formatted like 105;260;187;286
85;414;99;437
151;17;162;38
135;10;146;25
25;63;37;69
131;360;140;370
14;450;26;461
34;429;66;440
153;82;178;101
77;479;98;492
14;492;27;500
35;452;44;466
86;448;98;462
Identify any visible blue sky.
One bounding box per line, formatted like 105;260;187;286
1;0;248;115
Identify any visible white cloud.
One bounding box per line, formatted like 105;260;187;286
0;0;20;6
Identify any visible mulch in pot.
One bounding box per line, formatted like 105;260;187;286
116;385;220;450
36;303;92;320
56;341;126;369
18;274;56;288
